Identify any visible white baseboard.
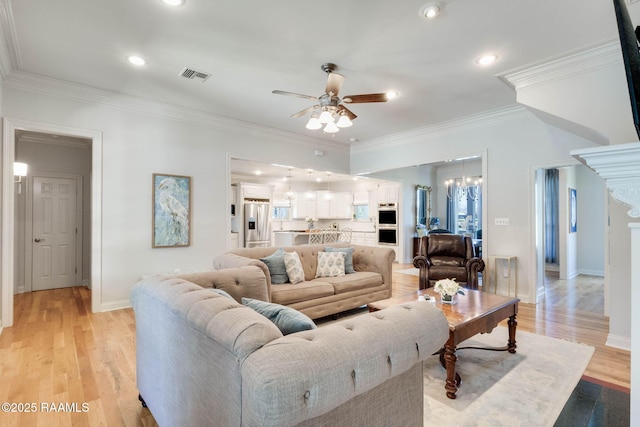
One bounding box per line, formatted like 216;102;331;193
578;269;605;277
100;300;131;312
606;333;631;351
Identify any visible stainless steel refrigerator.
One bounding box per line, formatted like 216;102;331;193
244;202;271;247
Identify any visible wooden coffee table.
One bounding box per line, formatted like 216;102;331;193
368;288;519;399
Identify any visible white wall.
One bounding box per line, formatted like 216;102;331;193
0;77;350;311
370;165;435;263
558;166;578;279
576;165;606;275
352;108;601;303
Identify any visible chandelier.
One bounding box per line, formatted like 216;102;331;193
445;176;482;201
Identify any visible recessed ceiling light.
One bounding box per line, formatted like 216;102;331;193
162;0;185;6
476;54;499;66
127;55;146;66
419;2;442;19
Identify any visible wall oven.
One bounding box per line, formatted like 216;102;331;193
377;227;398;246
378;206;398;227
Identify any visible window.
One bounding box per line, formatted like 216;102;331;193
272;207;290;220
454;186;481;235
354;205;369;220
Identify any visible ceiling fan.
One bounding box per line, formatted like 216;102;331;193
272;63;392;133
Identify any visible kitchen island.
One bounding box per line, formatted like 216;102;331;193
273;231;312;246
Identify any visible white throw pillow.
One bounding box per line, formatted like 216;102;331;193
283;251;305;284
315;251;346;278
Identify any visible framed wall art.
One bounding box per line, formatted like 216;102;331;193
152;173;192;248
569;187;577;233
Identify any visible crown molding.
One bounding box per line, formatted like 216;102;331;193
498;39;620;92
2;70;347;152
572;142;640;218
351;104;530;154
0;0;19;78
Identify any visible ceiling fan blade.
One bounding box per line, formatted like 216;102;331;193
325;72;345;96
337;104;357;120
291;105;318;118
272;90;318;101
342;93;388;103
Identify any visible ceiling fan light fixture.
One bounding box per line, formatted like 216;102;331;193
385;91;399;100
324;122;339;133
318;110;334;124
162;0;185;6
336;115;352;128
306;116;322;130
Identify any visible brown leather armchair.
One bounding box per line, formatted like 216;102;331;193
412;234;485;290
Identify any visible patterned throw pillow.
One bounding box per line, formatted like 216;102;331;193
315;251;346;278
325;247;355;274
241;297;317;335
283;251;305;284
260;248;289;284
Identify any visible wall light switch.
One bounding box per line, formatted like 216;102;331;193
503;269;509;278
495;218;510;226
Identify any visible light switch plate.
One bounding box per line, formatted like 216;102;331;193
495;218;510;226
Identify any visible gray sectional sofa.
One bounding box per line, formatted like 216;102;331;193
131;275;450;427
212;244;395;319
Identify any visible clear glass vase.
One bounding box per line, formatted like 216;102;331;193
441;294;455;304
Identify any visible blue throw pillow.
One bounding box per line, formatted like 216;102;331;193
241;297;316;335
325;247;355;274
210;288;234;300
260;248;289;284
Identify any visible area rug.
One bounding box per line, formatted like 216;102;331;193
423;327;594;427
396;268;419;276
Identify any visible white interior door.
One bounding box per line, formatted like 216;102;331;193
32;176;78;291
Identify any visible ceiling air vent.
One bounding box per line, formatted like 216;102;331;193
179;67;211;82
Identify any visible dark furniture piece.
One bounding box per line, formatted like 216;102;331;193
428;228;452;234
368;288;519;400
413;234;485;290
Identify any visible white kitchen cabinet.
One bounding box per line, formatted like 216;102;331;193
377;185;399;205
352;232;376;246
315;191;352;219
331;192;353;218
229;233;239;249
292;192;317;219
241;183;272;200
230;185;237;204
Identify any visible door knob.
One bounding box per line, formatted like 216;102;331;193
34;238;44;242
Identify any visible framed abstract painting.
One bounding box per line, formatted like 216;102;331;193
152;173;192;248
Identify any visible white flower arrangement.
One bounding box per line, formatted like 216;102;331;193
433;278;465;297
305;217;318;230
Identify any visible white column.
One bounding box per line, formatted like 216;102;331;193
571;142;640;426
631;223;640;426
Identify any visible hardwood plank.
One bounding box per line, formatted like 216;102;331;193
0;266;630;425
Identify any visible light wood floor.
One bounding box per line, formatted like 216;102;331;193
0;267;630;426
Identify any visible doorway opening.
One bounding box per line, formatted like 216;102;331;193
533;164;606;313
2;118;103;327
16;131;91;293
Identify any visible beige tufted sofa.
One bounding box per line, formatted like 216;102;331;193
212;244;395;319
131;275;450;427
